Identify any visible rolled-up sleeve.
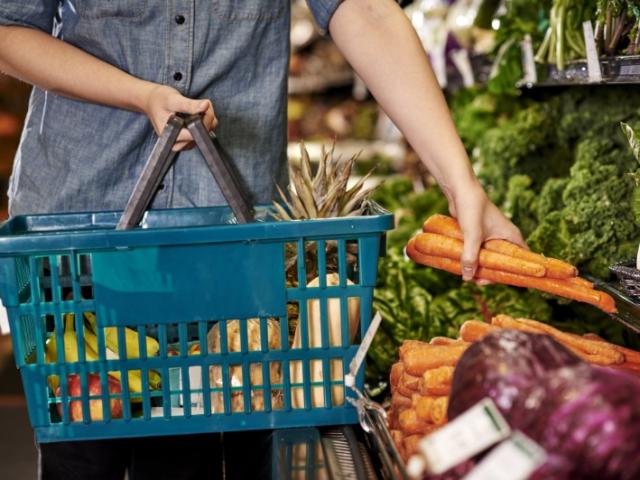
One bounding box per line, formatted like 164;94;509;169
306;0;343;34
0;1;57;32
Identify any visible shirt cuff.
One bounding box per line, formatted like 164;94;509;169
306;0;343;34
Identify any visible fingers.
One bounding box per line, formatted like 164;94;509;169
460;228;482;282
171;129;194;152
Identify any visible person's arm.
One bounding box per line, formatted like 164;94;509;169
328;0;525;280
0;26;216;149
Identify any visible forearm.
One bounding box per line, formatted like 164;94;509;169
0;26;152;112
329;0;478;196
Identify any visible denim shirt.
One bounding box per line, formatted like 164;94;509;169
1;1;341;216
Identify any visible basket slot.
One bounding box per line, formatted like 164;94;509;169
16;256;32;304
261;360;273;413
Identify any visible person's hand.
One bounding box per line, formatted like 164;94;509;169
449;182;526;282
142;84;217;151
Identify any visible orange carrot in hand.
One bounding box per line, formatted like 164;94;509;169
422;214;578;279
406;241;616;313
483;239;577;279
415;233;546;277
423;214;464;240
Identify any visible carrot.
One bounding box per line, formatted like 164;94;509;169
397;372;421;397
431;397;448;425
407;241;617;313
568;277;594;289
415;233;546;277
415;396;435;422
404;434;430;458
422;214;463;240
400;339;430;359
583;334;640;364
483;239;577;279
391;430;405;460
421;366;454;396
404;344;468;376
422;215;578;279
398;409;434;435
492;315;623;364
390;362;403;391
459;320;497;342
429;336;467;346
391;393;412;411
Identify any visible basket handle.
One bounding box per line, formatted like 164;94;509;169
116;114;255;230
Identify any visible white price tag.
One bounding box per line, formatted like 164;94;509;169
418;398;511;475
0;297;10;335
462;432;547;480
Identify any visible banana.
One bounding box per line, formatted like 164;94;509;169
83;326;162;393
45;314;81;391
84;312;160;359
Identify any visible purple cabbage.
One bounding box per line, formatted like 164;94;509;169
447;330;640;480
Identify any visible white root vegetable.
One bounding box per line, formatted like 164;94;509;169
290;273;360;408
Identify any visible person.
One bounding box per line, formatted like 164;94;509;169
0;0;526;478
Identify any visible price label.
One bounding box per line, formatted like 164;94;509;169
419;398;511;475
462;431;547;480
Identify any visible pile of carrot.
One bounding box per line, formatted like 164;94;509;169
388;314;640;461
406;214;617;314
389;337;466;461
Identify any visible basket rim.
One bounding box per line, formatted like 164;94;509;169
0;202;394;256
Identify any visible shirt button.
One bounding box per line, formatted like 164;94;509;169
173;72;183;81
175;15;185;25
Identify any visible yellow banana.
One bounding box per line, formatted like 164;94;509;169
83;327;162;393
45;314;80;391
84;312;160;359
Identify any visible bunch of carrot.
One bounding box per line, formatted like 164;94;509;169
407;214;617;314
388;337;466;461
388;314;640;461
460;315;640;373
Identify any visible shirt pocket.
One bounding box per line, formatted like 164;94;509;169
211;0;287;21
73;0;148;20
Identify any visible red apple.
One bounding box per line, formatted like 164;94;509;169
168;347;180;357
188;343;201;355
56;374;123;422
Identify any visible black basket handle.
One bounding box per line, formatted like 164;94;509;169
117;114;254;230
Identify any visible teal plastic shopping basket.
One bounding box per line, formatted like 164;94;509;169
0;116;393;443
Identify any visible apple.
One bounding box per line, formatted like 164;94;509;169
168;347;180;357
56;374;123;422
188;343;201;355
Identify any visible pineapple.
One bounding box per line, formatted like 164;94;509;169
273;141;379;345
273;141;378;286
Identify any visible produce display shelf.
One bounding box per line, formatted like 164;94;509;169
519;55;640;88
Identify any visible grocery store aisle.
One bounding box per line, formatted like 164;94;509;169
0;335;37;479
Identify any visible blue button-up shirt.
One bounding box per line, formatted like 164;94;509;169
1;1;341;216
